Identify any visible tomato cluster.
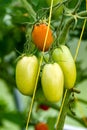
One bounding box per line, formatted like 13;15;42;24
15;22;76;103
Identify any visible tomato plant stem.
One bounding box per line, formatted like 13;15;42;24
58;17;74;45
42;100;87;127
58;10;87;45
56;89;71;130
56;4;87;130
78;10;87;17
21;0;36;21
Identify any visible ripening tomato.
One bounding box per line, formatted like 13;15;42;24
46;0;63;19
16;55;38;95
52;45;76;89
35;122;49;130
32;23;54;51
41;63;64;102
39;104;49;110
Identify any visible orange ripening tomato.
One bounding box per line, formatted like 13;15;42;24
32;23;54;51
35;122;49;130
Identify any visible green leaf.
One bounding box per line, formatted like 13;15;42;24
0;0;12;6
0;111;25;127
30;0;39;6
47;117;57;130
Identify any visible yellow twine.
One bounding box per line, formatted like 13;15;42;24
74;20;86;61
56;89;68;129
56;0;87;129
25;0;53;130
73;0;87;125
74;0;87;61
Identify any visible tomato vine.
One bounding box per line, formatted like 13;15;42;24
15;0;87;130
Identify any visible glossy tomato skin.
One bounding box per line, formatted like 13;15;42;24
41;63;64;102
32;23;54;51
52;45;76;89
35;122;49;130
16;55;38;95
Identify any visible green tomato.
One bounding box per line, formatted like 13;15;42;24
16;55;38;95
52;45;76;89
41;63;64;102
46;0;63;19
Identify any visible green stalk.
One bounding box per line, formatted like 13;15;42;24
58;10;87;45
58;17;74;45
56;89;71;130
39;100;87;127
78;10;87;17
21;0;36;21
56;10;87;130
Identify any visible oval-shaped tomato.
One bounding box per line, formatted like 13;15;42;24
52;45;76;89
46;0;63;19
16;55;38;95
41;63;64;102
35;122;49;130
32;23;54;51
